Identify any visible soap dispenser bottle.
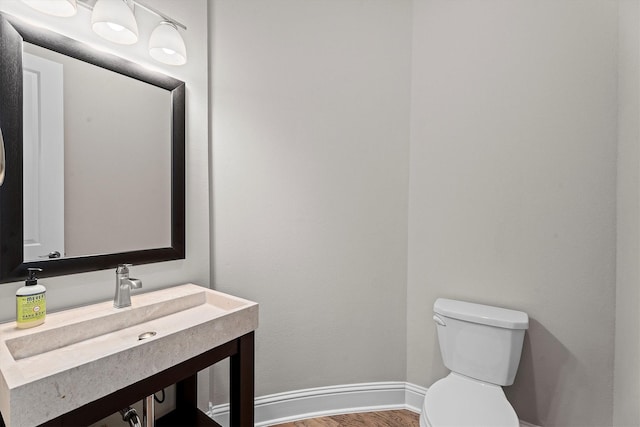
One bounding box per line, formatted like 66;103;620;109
16;268;46;329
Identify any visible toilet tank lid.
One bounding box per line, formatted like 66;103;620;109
434;298;529;329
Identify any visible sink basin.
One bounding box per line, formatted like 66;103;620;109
0;283;258;427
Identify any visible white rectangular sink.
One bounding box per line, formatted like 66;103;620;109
0;283;258;427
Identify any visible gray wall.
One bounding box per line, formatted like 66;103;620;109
211;1;625;425
614;0;640;425
407;1;618;426
210;0;412;399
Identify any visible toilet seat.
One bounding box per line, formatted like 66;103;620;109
421;373;520;427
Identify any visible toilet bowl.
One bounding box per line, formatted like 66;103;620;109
420;298;528;427
420;373;519;427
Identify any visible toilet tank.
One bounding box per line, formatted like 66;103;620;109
433;298;529;386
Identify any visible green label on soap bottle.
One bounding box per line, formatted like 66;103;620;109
17;292;46;323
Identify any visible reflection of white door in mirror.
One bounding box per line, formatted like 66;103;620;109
23;52;65;262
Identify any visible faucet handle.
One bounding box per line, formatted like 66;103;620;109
116;264;133;274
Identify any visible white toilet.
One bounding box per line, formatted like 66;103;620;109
420;298;529;427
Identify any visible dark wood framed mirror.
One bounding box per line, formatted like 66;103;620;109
0;13;185;283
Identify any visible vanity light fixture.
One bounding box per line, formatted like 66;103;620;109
20;0;188;65
149;21;187;66
21;0;78;17
91;0;139;45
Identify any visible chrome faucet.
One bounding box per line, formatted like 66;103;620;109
114;264;142;308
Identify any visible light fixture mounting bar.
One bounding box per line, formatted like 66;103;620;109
76;0;187;30
133;0;186;30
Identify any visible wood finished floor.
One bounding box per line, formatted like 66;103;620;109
271;409;420;426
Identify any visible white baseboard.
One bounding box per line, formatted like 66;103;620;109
207;382;426;427
206;381;539;427
404;382;428;413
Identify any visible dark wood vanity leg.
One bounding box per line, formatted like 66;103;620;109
176;373;198;412
230;332;255;427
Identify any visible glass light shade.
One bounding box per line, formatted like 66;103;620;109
21;0;77;17
149;22;187;65
91;0;138;45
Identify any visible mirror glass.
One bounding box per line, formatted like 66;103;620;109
0;14;185;283
22;43;172;262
